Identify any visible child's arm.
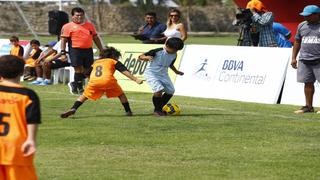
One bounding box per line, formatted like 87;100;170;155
115;61;143;84
21;124;38;157
138;54;153;61
121;70;143;84
170;65;184;75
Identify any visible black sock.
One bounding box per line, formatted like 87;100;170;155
71;101;83;110
161;93;173;107
122;102;131;112
152;96;163;112
74;73;84;88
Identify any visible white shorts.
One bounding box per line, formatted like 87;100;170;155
145;74;175;94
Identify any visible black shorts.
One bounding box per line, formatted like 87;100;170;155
50;60;70;69
69;47;94;69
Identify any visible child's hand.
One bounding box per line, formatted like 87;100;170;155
145;56;153;61
176;71;184;75
21;140;36;157
135;79;144;84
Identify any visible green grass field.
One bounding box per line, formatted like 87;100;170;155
1;34;239;46
26;83;320;179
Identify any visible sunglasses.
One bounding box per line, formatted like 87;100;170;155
170;14;179;17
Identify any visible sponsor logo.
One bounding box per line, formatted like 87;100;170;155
219;60;266;85
194;59;211;81
122;52;148;77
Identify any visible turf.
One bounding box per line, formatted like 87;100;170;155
0;34;238;46
26;83;320;179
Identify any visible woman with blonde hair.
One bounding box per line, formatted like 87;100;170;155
155;8;187;42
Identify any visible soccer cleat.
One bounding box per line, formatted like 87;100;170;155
68;82;78;95
29;80;42;85
60;109;76;118
153;111;166;117
126;111;133;116
294;106;314;114
38;80;51;86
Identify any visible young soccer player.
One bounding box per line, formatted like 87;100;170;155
24;40;42;81
60;46;143;118
9;36;24;58
138;37;184;116
0;55;41;179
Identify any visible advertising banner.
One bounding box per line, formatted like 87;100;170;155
175;45;291;104
281;62;320;107
108;43;183;93
0;39;11;56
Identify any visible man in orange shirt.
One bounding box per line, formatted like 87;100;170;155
9;36;24;58
0;55;41;180
60;7;104;95
60;46;143;118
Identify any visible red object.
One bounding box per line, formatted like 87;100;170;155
233;0;320;41
19;40;30;46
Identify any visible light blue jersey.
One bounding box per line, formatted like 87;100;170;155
143;48;177;94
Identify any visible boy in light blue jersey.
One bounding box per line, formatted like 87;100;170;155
139;37;184;116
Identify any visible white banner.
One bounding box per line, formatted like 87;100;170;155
175;45;291;104
281;61;320;107
0;39;11;56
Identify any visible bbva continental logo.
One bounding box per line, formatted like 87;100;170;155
122;52;149;76
194;59;211;81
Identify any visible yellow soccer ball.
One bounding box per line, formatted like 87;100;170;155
162;103;181;115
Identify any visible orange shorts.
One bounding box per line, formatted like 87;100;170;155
25;59;36;67
0;164;37;180
83;82;124;101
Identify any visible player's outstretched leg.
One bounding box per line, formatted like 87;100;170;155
152;92;166;116
118;94;133;116
60;95;87;118
161;93;173;107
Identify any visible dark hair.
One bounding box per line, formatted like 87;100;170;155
71;7;85;16
0;55;25;78
100;46;121;60
165;37;184;50
145;12;156;17
10;36;19;42
30;39;40;46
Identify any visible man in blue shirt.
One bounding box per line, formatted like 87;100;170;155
133;12;166;44
273;22;293;48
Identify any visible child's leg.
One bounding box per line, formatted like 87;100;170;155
161;93;173;107
60;95;88;118
153;91;163;113
118;93;133;116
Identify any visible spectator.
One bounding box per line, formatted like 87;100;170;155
24;39;42;81
291;5;320;114
132;12;167;44
164;8;187;41
246;0;278;47
60;7;104;95
9;36;24;58
273;22;293;48
29;40;71;85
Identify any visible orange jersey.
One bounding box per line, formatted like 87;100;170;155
25;49;42;67
0;82;41;166
88;58;119;87
83;58;128;100
61;21;97;49
10;45;24;58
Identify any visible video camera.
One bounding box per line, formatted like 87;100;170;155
233;8;253;26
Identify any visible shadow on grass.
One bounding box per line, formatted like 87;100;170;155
58;112;239;120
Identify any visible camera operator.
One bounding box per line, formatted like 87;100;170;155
246;0;278;47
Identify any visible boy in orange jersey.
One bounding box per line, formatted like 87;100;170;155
0;55;41;180
60;46;143;118
24;40;42;81
9;36;24;58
